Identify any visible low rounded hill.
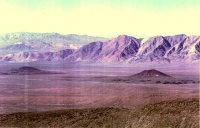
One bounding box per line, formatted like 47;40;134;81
131;69;171;78
6;66;62;75
17;66;41;72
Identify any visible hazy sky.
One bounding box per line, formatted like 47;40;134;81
0;0;200;38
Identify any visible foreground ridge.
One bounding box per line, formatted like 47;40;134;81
0;98;198;128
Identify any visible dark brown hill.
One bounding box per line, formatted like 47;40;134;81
7;66;62;75
131;69;171;78
18;66;41;72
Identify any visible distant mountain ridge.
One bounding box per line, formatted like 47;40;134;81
0;32;109;54
0;33;200;63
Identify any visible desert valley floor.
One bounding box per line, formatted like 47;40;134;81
0;62;199;127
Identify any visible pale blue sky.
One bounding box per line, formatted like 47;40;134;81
0;0;200;38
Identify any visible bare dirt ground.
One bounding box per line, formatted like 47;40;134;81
0;74;198;114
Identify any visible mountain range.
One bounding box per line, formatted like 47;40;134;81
0;33;199;63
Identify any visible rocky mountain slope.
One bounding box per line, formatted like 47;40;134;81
70;34;199;63
0;34;200;63
66;35;141;63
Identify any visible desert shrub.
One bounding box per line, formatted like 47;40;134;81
155;81;161;83
163;81;169;84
